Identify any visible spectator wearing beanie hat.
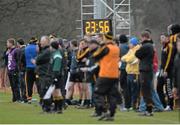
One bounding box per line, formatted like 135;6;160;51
129;37;139;46
92;31;120;120
119;34;128;44
121;37;140;110
119;34;129;111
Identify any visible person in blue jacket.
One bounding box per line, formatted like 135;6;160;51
25;37;38;103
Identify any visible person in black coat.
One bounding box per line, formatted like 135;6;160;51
32;36;52;112
135;31;154;116
16;39;27;102
119;34;129;111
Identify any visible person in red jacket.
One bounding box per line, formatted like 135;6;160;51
153;49;158;73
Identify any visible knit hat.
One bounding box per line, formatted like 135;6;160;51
130;37;139;46
51;41;59;50
119;34;128;43
104;31;113;40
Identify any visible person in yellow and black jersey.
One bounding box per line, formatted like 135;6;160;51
157;33;174;111
76;39;91;108
157;32;177;111
92;32;120;121
168;24;180;48
80;39;100;109
65;40;80;105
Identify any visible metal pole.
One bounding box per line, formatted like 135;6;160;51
106;0;126;18
113;0;116;37
93;0;97;19
94;0;106;19
80;0;83;38
129;0;131;37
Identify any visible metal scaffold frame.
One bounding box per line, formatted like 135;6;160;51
76;0;131;38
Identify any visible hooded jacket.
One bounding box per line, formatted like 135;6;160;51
122;45;140;74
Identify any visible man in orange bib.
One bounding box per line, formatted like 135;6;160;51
93;32;120;121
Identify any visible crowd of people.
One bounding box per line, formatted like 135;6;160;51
1;23;180;121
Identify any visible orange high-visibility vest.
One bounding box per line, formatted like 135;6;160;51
99;43;120;78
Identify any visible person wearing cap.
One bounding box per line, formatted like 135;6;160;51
121;37;140;111
16;38;27;102
92;32;120;121
119;34;129;111
24;37;38;103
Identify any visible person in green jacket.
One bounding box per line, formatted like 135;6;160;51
42;41;63;113
50;41;63;114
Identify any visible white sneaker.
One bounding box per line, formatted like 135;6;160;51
164;106;172;111
138;111;154;117
129;107;133;111
27;100;32;104
120;107;128;112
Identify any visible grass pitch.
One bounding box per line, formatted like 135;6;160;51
0;92;179;124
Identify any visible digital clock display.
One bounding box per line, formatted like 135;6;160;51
83;19;112;35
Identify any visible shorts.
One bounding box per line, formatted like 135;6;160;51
69;72;84;83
